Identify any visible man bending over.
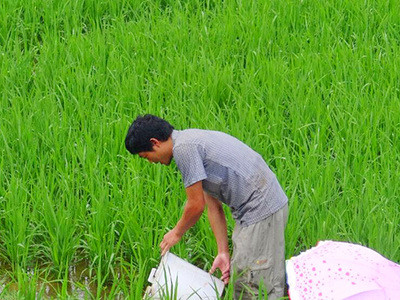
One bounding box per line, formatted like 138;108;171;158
125;114;288;299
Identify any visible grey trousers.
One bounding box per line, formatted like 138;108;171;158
231;203;288;300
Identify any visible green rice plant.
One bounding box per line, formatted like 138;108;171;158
38;194;82;277
0;177;36;271
119;257;150;300
8;265;45;300
82;181;126;293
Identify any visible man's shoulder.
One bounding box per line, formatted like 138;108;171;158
172;129;230;161
173;128;222;144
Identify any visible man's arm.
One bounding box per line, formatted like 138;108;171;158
160;181;205;255
204;192;230;284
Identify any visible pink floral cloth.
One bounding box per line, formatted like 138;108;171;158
286;241;400;299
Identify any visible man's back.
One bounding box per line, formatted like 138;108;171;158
172;129;288;226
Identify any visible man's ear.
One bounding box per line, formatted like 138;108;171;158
149;138;160;147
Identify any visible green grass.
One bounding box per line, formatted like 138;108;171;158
1;0;399;298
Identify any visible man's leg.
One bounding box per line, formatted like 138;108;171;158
231;203;288;300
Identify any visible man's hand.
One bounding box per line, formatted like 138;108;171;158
160;229;182;256
209;252;230;284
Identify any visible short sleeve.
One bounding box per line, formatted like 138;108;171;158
173;143;207;188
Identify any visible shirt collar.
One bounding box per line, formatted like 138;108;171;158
171;129;180;145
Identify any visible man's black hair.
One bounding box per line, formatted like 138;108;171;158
125;114;174;154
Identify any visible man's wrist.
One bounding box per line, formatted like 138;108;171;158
218;250;230;256
172;226;184;238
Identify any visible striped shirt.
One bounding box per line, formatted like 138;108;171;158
171;129;288;226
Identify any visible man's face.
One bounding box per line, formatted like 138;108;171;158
138;138;173;165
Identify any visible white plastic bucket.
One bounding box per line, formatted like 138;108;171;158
144;252;225;299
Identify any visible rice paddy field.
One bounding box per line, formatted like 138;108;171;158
1;0;400;298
